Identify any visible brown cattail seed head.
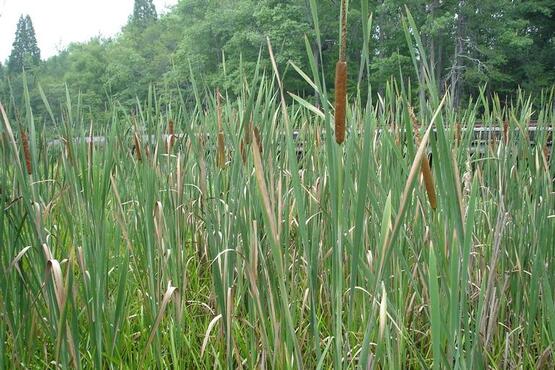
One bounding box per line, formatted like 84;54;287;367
421;157;437;210
134;133;142;161
253;127;262;154
503;120;509;144
20;129;32;175
216;89;226;168
240;140;247;164
240;126;262;164
335;0;348;145
168;119;175;136
335;61;347;144
408;105;436;210
217;132;225;168
245;117;253;145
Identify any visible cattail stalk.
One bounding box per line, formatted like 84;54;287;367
64;136;74;164
408;106;437;210
455;122;461;145
421;158;437;209
245;115;253;145
253;126;262;154
88;121;94;168
134;133;142;162
20;129;32;175
502;120;509;144
335;62;347;144
240;140;247;164
167;119;175;153
240;124;262;164
335;0;348;144
216;89;225;168
217;132;225;168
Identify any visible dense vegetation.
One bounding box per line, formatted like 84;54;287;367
1;0;554;123
0;0;554;368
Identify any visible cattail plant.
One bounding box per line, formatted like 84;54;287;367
20;129;32;175
1;9;553;368
253;126;262;154
334;0;347;144
88;122;94;162
503;120;509;144
490;134;497;154
167;119;175;154
240;118;261;164
409;106;437;210
134;132;142;162
216;89;226;168
64;136;74;164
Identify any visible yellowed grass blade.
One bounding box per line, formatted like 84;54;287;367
144;282;179;352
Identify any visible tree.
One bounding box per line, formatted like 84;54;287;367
63;39;110;114
132;0;158;27
2;0;551;121
7;15;41;74
0;62;6;103
24;16;41;65
173;0;314;95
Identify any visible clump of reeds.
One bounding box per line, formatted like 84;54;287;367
334;0;348;144
409;106;437;210
20;129;32;175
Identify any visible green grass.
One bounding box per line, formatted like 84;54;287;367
1;5;554;369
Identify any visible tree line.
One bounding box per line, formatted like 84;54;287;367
0;0;553;124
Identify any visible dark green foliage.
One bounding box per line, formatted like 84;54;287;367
131;0;158;27
7;15;41;74
1;0;553;123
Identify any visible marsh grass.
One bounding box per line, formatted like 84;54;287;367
0;3;554;369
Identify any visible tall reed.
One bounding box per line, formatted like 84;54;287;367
409;105;437;210
334;0;347;144
216;89;225;168
19;128;32;175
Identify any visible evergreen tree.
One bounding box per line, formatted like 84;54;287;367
7;15;41;74
7;16;27;73
132;0;158;27
0;62;5;98
24;16;41;65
